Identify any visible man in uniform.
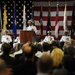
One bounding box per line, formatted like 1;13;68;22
60;30;71;49
1;30;12;43
60;30;71;43
43;31;54;44
26;20;37;34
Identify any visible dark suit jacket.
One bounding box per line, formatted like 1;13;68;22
14;60;37;75
0;54;17;67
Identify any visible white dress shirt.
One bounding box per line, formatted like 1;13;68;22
43;35;54;43
14;36;20;43
1;35;12;43
26;25;37;34
60;36;71;42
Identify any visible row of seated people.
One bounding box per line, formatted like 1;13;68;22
0;40;75;75
1;29;72;46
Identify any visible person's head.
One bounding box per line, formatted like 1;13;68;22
51;48;64;67
63;55;75;72
37;53;53;74
51;41;59;49
47;31;52;36
42;42;49;52
1;43;12;54
36;44;42;52
28;20;33;26
4;30;9;35
67;45;75;56
22;42;35;60
0;59;7;75
64;30;69;36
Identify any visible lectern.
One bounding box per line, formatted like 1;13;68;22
20;30;34;43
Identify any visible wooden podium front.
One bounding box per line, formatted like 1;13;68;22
20;30;33;43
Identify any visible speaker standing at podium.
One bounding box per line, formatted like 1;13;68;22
26;20;37;34
26;20;37;42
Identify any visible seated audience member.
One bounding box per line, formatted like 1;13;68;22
51;41;60;52
37;53;53;75
43;31;54;44
14;42;37;75
35;44;43;58
1;30;12;44
0;59;7;75
63;55;75;75
0;43;17;67
64;45;75;56
51;48;64;69
42;42;50;53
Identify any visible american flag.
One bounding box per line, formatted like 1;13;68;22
1;0;75;39
1;0;32;34
33;0;75;39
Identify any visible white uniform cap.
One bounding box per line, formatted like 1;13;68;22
28;20;33;24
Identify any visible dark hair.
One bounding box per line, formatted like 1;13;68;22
43;42;49;51
67;45;75;55
52;41;59;48
1;43;12;54
37;54;53;73
36;44;42;52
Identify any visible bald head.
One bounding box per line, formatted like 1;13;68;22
22;43;35;59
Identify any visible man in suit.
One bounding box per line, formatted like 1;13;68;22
37;53;53;75
14;42;37;75
0;43;17;67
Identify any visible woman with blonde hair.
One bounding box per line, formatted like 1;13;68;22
51;48;64;68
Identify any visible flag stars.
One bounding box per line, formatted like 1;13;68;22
8;7;10;9
30;13;32;15
27;16;29;18
10;4;13;6
11;16;13;18
17;22;18;24
17;16;18;18
10;10;13;12
19;13;21;15
8;13;10;15
30;1;32;3
7;1;9;3
2;1;4;3
19;19;21;21
16;4;18;6
19;7;21;9
19;25;21;27
8;19;10;21
19;1;21;3
11;22;13;24
27;4;29;6
16;10;18;12
8;25;10;27
27;10;29;12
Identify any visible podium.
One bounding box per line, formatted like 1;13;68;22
20;30;34;43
